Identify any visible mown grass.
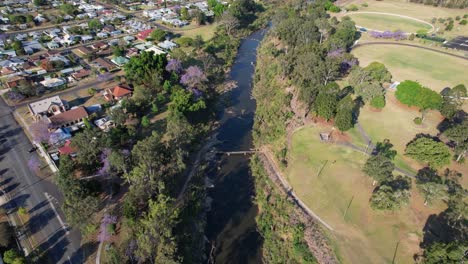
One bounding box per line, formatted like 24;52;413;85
347;13;432;33
286;126;445;264
352;44;468;91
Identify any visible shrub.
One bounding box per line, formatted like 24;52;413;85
18;207;27;215
346;4;359;11
370;95;385;109
409;33;415;40
141;116;150;127
413;117;423;125
460;20;467;25
328;4;341;12
106;223;116;235
175;37;193;47
361;3;368;7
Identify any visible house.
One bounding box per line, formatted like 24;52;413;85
47;41;60;49
123;35;136;42
0;67;16;76
103;85;133;102
137;29;154;41
58;140;77;156
92;57;117;72
4;76;26;89
111;56;129;66
90;41;108;50
40;78;66;88
49;127;72;145
94;116;114;132
75;46;92;56
48;106;89;129
71;69;91;80
125;48;139;58
28;95;68;120
145;46;166;55
158;40;177;50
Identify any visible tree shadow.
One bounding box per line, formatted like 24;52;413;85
68;95;93;108
27;208;57;237
35;228;70;264
28;199;50;214
0;175;12;185
3;194;30;212
420;211;464;249
2;182;19;194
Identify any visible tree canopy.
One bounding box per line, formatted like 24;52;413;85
405;137;451;169
395;80;442;110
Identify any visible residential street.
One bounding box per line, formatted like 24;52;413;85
0;98;83;263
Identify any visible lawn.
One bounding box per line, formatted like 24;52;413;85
172;23;218;41
346;13;432;33
352;44;468;91
339;0;467;21
286;126;445;264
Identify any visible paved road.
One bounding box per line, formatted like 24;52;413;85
0;98;82;263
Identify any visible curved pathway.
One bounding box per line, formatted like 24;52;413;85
351;42;468;60
346;11;435;34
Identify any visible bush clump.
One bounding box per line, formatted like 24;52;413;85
370;95;386;109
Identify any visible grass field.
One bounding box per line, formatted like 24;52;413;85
286;126;445;264
347;13;432;33
173;23;218;40
338;0;468;37
352;44;468;91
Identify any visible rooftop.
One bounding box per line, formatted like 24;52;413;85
28;96;64;116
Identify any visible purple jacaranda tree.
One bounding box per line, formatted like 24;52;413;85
98;214;117;243
30;119;52;143
166;59;182;73
97;148;111;176
369;30;407;40
97;72;112;82
180;66;207;89
28;156;41;173
340;58;358;74
327;48;345;58
6;91;25;101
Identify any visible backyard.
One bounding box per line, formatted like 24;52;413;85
352;44;468;91
286;126;446;264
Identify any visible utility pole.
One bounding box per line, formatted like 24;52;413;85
317;160;328;177
343;195;354;220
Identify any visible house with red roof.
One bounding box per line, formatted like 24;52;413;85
103;85;133;102
137;29;154;41
58;140;77;157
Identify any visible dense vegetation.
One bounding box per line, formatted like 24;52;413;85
38;0;269;263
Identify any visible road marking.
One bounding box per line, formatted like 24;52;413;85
44;192;69;235
68;255;72;264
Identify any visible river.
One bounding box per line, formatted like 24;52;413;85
205;28;268;263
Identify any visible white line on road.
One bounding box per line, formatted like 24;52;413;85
44;192;69;235
68;255;72;264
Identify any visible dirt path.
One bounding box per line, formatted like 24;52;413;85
352;42;468;60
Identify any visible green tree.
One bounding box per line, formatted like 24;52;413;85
3;249;25;264
405;137;451;169
60;4;77;15
417;182;448;206
363;154;394;185
374;139;397;160
71;129;102;169
180;7;189;20
313;92;337;120
440;84;467;118
135;193;181;263
444;121;467;162
395;80;442;110
169;89;206;114
370;95;385;109
370;176;411;211
124;51;167;88
141;116;150;127
88;19;103;30
423;242;467;264
364;62;392;84
334;95;354;131
150;29;167;42
33;0;47;6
